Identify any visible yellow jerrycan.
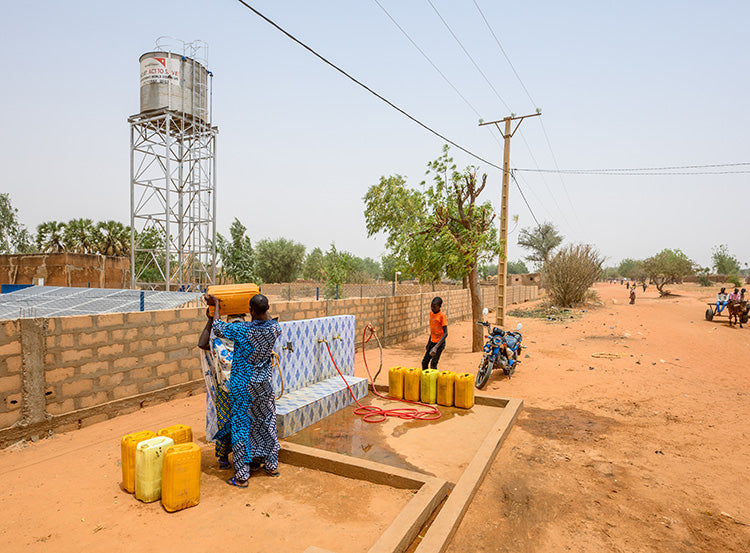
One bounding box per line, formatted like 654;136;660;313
388;366;405;399
121;430;156;493
420;369;438;404
206;283;260;317
161;442;202;512
157;424;193;445
135;436;174;503
437;371;455;407
403;367;422;402
454;373;475;409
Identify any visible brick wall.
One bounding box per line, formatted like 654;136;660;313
0;320;22;429
0;253;130;288
0;285;537;445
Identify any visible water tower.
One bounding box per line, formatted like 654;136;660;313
129;38;218;291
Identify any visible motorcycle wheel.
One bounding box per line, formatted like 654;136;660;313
475;358;491;389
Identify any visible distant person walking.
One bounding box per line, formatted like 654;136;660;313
422;297;448;371
629;286;636;305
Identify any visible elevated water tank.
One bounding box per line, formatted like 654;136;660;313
139;52;209;122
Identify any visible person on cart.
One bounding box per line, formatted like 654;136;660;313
716;288;729;315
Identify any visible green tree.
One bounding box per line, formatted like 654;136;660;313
36;221;67;253
479;263;497;280
711;244;741;275
364;174;446;283
517;222;563;270
216;218;257;283
365;145;499;351
0;194;33;254
617;258;646;281
133;227;167;283
96;220;130;257
507;260;529;274
254;238;306;283
302;247;326;281
642;248;696;296
63;218;97;254
353;256;381;281
322;243;350;298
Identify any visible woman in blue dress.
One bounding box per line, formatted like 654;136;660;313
205;293;282;487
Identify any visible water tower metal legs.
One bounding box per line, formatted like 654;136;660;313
129;110;217;291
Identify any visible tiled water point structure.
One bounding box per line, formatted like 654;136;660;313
271;315;367;437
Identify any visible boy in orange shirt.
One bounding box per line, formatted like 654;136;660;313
422;297;448;371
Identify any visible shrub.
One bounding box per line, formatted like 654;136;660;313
542;244;604;307
728;274;742;287
698;274;712;287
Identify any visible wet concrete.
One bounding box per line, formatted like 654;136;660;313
284;394;500;481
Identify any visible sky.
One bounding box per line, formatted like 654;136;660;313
2;1;748;271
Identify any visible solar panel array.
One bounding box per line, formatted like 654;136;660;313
0;286;203;320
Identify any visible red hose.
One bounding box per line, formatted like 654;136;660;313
322;324;441;423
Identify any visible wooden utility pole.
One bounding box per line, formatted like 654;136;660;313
479;111;541;327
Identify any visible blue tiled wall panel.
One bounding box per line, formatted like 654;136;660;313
271;315;355;395
275;375;368;438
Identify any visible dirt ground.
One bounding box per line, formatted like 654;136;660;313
362;281;749;553
1;281;749;552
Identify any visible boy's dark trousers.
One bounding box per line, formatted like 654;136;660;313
421;338;445;371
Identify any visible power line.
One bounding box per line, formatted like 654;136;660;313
517;132;574;232
371;0;502;148
517;162;750;173
512;166;555;222
472;0;536;108
510;170;540;228
234;0;504;172
425;0;512;112
471;0;582;231
515;168;750;176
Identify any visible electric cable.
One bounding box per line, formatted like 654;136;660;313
471;0;583;230
510;170;541;228
518;132;573;232
426;0;512;112
515;162;750;173
235;0;504;172
372;0;503;148
515;168;750;176
472;0;535;107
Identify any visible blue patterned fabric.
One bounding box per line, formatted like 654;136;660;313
200;331;234;460
213;318;282;478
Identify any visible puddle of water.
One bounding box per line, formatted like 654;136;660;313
283;395;472;473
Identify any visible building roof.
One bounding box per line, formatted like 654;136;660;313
0;286;202;320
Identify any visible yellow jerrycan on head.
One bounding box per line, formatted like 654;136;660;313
135;436;174;503
121;430;156;493
161;442;201;512
206;283;260;317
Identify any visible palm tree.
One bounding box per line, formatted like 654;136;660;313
36;221;67;253
63;218;96;254
97;220;130;257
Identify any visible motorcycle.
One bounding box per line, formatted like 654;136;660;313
475;307;524;389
